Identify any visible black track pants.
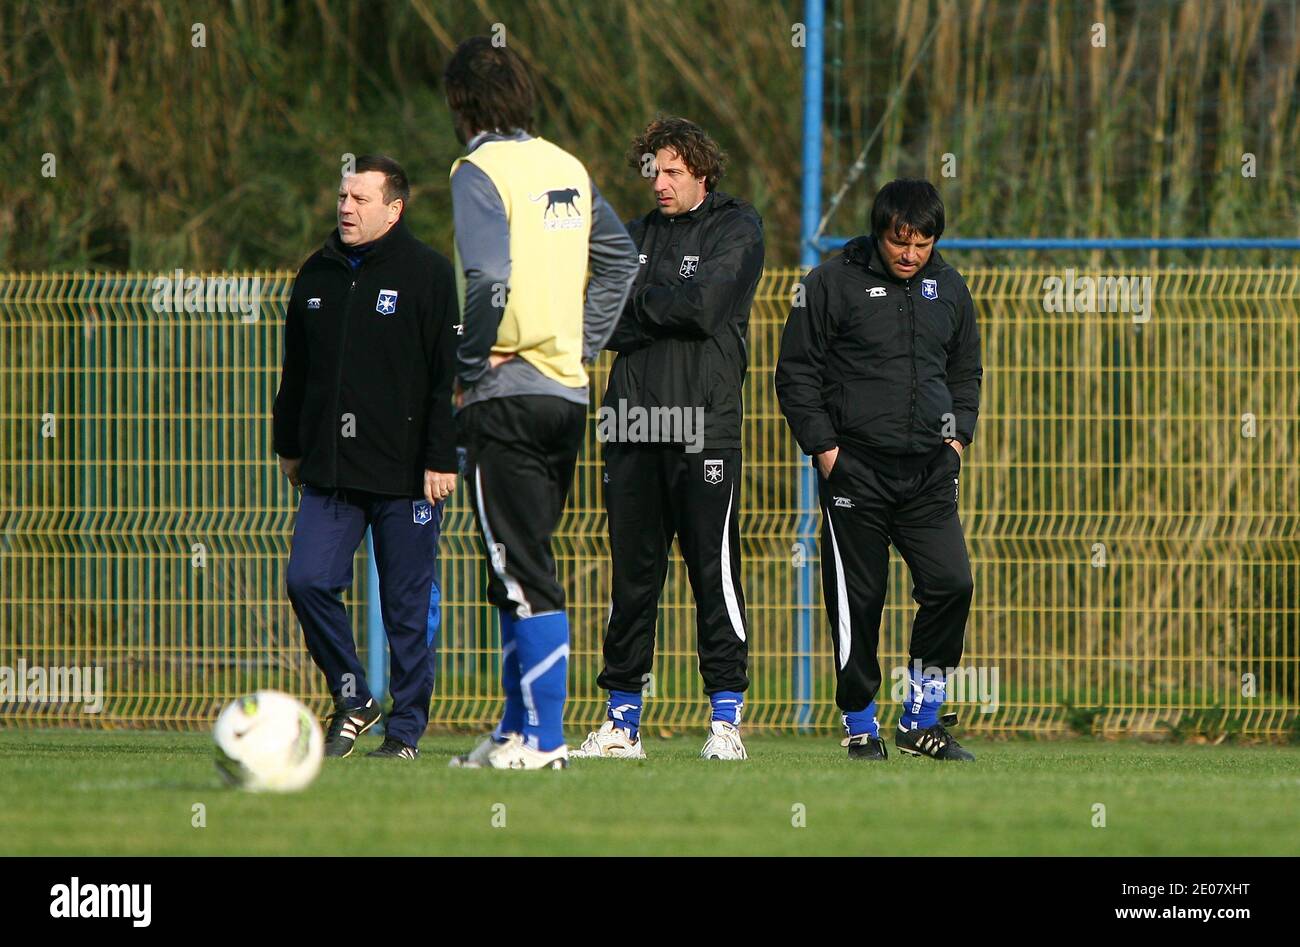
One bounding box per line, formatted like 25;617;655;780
597;445;749;694
817;444;973;712
458;395;587;618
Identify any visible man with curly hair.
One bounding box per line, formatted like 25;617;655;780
572;116;765;761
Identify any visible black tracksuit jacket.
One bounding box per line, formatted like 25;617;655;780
602;191;765;451
272;220;459;496
775;235;982;476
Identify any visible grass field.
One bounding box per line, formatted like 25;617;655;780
2;730;1298;856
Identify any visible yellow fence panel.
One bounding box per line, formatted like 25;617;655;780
1;267;1296;738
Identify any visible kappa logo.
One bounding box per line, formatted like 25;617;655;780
868;286;887;297
530;187;582;218
680;255;700;279
307;297;322;309
412;500;433;525
703;458;724;484
921;278;939;300
833;495;854;509
376;289;398;315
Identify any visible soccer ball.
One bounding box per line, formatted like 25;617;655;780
213;690;323;793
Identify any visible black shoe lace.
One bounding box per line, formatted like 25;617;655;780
929;724;960;750
902;723;955;753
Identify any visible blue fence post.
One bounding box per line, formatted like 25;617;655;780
366;529;387;731
795;0;825;731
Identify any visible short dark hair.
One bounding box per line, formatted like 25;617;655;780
870;179;945;240
353;154;410;208
443;37;536;143
627;115;727;191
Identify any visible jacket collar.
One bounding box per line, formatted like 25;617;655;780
660;189;737;224
466;128;532;153
323;217;414;269
843;234;946;284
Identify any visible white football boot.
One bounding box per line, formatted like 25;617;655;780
486;736;569;770
448;731;518;768
568;720;647;759
700;720;749;760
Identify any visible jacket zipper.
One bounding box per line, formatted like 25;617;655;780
332;268;357;486
905;280;917;454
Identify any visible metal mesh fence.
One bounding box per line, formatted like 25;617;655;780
1;267;1296;737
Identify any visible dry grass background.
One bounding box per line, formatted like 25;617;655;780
0;0;1296;269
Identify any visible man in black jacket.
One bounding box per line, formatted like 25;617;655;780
775;179;982;762
273;154;459;761
572;116;765;762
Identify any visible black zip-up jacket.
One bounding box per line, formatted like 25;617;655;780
272;219;459;496
775;235;982;478
602;191;765;451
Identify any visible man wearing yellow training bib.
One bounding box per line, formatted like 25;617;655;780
442;37;639;771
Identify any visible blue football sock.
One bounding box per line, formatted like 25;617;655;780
607;690;643;739
899;666;946;731
515;611;570;752
843;700;880;739
493;609;524;741
710;691;744;726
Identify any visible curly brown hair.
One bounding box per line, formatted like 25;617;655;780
626;115;727;191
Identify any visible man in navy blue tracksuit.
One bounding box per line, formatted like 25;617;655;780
273;154;459;760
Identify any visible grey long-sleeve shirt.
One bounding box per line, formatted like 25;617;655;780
450;130;638;407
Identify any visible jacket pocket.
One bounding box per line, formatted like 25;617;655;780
935;441;962;478
827;449;851;484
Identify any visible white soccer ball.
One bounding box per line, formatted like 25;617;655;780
213;691;324;793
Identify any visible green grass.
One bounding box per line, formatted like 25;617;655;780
2;730;1299;855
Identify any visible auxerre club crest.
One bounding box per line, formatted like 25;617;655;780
704;459;724;484
680;255;700;279
412;500;433;525
921;278;938;300
376;288;398;315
